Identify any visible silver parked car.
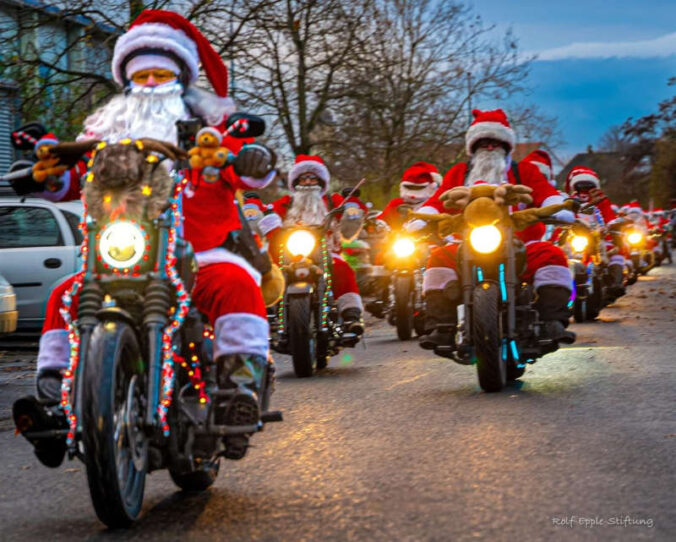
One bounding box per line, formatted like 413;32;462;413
0;198;83;330
0;272;17;334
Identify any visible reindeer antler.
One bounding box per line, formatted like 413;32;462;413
439;186;471;209
138;139;188;161
493;183;533;206
49;139;100;168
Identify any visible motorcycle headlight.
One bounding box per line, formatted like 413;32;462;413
99;220;146;269
570;235;589;252
287;230;316;257
392;237;415;258
469;225;502;254
627;231;644;245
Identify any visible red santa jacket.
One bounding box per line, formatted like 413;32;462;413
378;197;416;230
421;161;565;243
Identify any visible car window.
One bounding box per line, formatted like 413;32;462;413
61;210;84;245
0;206;63;248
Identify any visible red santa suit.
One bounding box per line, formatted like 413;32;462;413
37;11;274;374
416;109;574;296
564;166;627;269
377;162;441;230
258;155;366;315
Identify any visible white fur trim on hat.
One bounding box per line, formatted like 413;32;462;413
35;137;59;150
534;264;572;291
337;292;363;313
423;267;458;293
197;126;223;144
124;54;181;79
569;173;600;190
288;161;330;195
37;329;70;372
466;121;516;155
113;22;199;87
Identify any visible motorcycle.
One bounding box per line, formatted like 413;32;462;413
559;221;605;322
624;225;653;282
412;184;576;392
269;207;360;377
12;115;282;528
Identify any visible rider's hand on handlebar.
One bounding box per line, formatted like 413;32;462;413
233;143;277;179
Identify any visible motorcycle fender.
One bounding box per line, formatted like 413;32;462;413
95;306;136;327
287;282;314;296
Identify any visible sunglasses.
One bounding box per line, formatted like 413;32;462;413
130;69;178;85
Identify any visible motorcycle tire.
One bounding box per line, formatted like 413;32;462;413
472;283;505;392
170;461;220;491
82;321;146;528
394;275;414;341
316;331;330;370
573;296;587;323
587;278;603;320
288;295;316;378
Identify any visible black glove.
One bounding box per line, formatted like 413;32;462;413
233;143;276;179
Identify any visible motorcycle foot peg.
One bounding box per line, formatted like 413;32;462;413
261;410;283;423
341;333;359;347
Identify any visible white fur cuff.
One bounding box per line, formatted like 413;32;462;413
337;292;363;313
423;267;458;292
258;213;282;235
214;313;269;358
37;329;70;372
534;264;572;291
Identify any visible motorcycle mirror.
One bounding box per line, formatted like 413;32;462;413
226;113;266;138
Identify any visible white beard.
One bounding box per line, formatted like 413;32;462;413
79;83;189;144
400;182;437;204
466;148;508;185
284;186;327;226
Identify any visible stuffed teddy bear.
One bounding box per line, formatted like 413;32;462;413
188;127;232;169
32;133;68;185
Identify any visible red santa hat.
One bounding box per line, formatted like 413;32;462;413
565;166;600;194
288;155;330;194
523;149;553;181
112;9;229;97
34;132;59;152
466;109;516;156
196;126;223;144
400;161;442;187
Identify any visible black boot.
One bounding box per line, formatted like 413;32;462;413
606;264;626;299
536;286;576;345
341;307;365;337
36;369;63;401
419;286;458;350
215;353;267;460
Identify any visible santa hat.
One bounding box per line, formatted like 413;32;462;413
466;109;516;156
523;149;553;181
565;166;600;194
112;9;229;97
401;161;442;187
243;196;267;216
288;155;330;194
34;132;59;152
196;126;223;144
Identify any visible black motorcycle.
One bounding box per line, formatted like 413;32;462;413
13;116;282;528
270;207;360;377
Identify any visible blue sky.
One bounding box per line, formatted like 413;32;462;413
469;0;676;161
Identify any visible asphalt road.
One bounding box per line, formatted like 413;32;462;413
1;265;674;541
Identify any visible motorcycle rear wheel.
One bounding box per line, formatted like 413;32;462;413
394;275;414;341
288;295;316;378
573;296;587;323
472;283;505;392
82;321;146;528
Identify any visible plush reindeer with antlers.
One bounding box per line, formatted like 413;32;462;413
50;138;187;222
410;183;577;237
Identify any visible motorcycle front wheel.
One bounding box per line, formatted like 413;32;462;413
288;295;317;377
472;283;505;392
394;275;414;341
82;321;147;528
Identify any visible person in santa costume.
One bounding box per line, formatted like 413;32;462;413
522;149;557;187
17;9;277;460
409;108;576;352
258;154;368;337
377;161;442;229
565;166;626;298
